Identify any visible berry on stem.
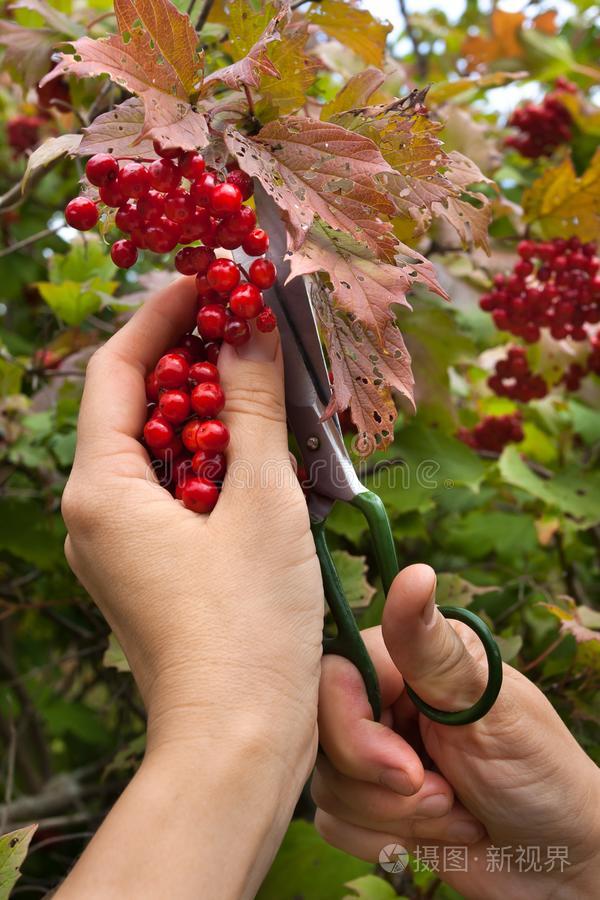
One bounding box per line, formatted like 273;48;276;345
226;168;253;200
189;361;220;384
85;153;119;187
242;228;269;256
159;389;192;423
223;316;251;346
197;304;228;341
206;258;241;293
256;307;277;333
210;182;243;216
230;283;263;319
111;239;138;269
118;162;150;199
249;258;276;289
65;197;98;231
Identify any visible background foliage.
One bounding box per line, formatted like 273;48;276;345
0;0;599;897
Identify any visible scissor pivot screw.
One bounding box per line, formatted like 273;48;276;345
306;435;320;450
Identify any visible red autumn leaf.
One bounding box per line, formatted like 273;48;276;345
78;98;157;158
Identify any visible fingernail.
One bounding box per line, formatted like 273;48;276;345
422;576;437;625
446;821;485;844
379;768;417;796
235;324;278;361
415;794;451;817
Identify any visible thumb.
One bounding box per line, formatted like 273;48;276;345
218;323;293;489
382;564;487;714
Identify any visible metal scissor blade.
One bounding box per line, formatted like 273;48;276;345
239;185;365;507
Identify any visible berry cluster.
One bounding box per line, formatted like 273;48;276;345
7;115;45;157
506;78;576;158
480;237;600;344
144;338;229;514
487;346;548;401
64;146;278;346
458;412;524;454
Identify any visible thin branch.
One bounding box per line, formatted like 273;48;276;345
521;634;566;673
196;0;215;31
0;226;61;258
398;0;428;81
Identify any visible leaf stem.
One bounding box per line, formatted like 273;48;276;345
243;84;260;132
195;0;215;31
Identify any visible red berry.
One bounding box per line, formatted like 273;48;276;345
181;418;201;451
206;258;241;293
115;202;141;233
242;228;269;256
145;371;160;402
179;207;211;243
230;283;263;319
164;188;195;224
197;304;228;341
175;246;213;276
148;158;181;193
195;274;221;304
191;450;226;481
249;258;276;289
155;352;190;388
189;361;220;385
159;388;192;423
65;197;98;231
226;168;253;200
153;140;181;160
256;307;277;332
145;218;181;253
225;205;256;236
179;334;206;360
111;238;138;269
223;316;251;346
216;222;243;250
191;382;225;417
86;153;119;187
136;190;165;223
118;162;150;199
210;182;243;216
190;172;219;206
144;414;174;449
99;180;125;207
196;419;230;453
204;341;221;364
181;477;219;513
178;152;206;180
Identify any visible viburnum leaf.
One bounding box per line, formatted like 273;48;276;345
11;0;83;38
461;9;526;72
0;825;37;899
309;277;413;455
203;1;286;90
427;71;528;104
307;0;391;67
78;98;157;158
334;96;493;250
523;150;600;242
330;550;376;609
40;27;209;150
225;117;395;254
113;0;202;97
23;133;81;191
287;221;443;336
0;20;58;87
254;23;317;121
321;68;386;122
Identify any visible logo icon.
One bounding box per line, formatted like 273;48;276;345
379;843;408;873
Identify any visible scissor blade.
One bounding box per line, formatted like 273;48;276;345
239;185;365;507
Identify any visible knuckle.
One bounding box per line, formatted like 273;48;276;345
61;478;106;536
224;383;285;424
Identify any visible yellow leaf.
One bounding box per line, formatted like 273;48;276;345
428;71;528;104
523;150;600;242
227;0;279;59
559;92;600;137
461;9;525;72
307;0;391;67
255;25;317;120
321;67;387;121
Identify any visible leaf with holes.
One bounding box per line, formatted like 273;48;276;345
40;0;208;151
522;150;600;242
309;278;414;455
203;1;287;91
321;68;386;122
0;826;37;899
226;117;395;255
114;0;202;96
255;24;317;121
78;98;156;158
307;0;391;67
288;222;443;337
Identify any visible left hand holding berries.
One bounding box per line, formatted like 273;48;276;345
61;275;324;774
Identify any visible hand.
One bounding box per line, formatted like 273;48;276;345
59;276;324;898
313;564;600;900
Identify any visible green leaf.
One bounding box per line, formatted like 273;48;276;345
495;633;523;663
396;422;486;492
0;357;24;396
568;400;600;446
499;446;600;527
441;510;538;561
103;633;131;672
436;572;497;607
49;430;76;467
0;499;66;568
330;550;375;608
0;825;37;900
43;698;111;745
327;501;369;543
258;821;372;900
37;279;116;326
48;241;115;283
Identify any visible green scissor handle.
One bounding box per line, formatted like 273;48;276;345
317;490;503;726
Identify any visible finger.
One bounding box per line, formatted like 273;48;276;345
74;276;197;475
218;324;296;501
382;564;487;712
312;764;485;844
312;755;454;821
318;628;425;795
315;811;483;866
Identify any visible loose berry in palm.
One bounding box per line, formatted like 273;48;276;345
181;477;219;513
155;352;189;389
191;382;225;418
159;389;192;424
256;307;277;333
192;449;226;482
196;419;230;453
144;414;175;449
189;361;220;385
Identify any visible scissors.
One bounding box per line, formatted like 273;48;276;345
247;187;503;725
